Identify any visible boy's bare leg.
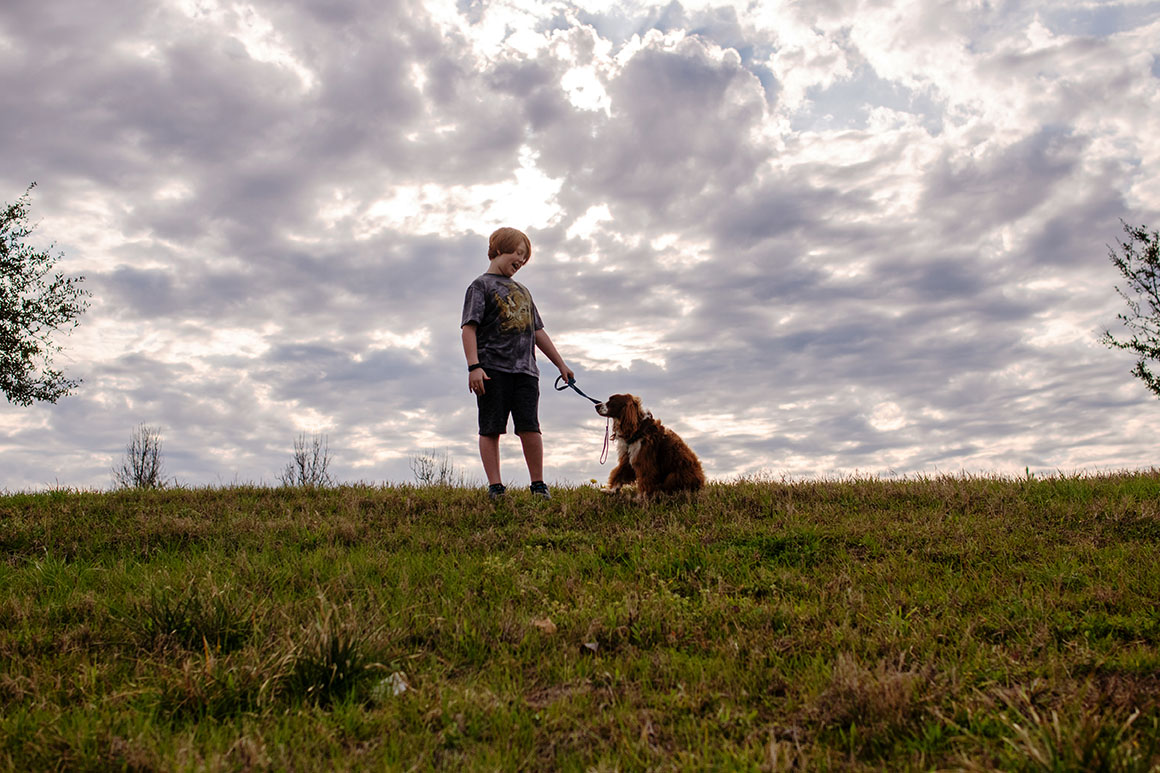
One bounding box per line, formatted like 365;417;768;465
479;434;502;485
518;431;543;482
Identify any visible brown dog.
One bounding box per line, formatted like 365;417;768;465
595;393;705;498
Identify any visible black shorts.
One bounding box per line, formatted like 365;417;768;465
477;369;540;435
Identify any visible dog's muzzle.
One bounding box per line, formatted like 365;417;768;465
595;402;609;416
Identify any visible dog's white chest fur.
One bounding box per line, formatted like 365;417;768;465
619;437;644;464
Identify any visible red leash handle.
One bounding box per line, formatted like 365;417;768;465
600;417;611;464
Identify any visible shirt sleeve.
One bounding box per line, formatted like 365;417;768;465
461;281;485;327
532;299;544;331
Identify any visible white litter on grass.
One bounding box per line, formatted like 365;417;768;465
372;671;410;701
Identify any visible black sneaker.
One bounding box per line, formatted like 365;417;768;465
530;481;551;500
488;483;506;500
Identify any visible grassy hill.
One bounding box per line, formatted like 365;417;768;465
2;474;1159;770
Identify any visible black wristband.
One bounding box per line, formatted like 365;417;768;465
468;363;484;372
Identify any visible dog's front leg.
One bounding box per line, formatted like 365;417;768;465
605;459;636;491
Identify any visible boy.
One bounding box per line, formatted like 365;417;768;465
461;227;574;500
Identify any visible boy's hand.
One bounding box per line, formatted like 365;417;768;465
469;368;490;395
559;366;575;385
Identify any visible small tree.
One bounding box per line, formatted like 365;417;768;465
279;432;334;487
1101;221;1160;399
112;423;166;489
408;449;467;487
1;183;90;405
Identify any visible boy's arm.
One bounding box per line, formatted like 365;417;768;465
535;328;574;383
462;324;489;394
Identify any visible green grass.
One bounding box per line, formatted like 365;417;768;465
2;473;1160;770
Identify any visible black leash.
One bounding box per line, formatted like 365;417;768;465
554;376;611;464
554;375;601;404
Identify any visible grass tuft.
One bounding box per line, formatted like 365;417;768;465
284;600;379;707
136;584;253;653
992;687;1159;772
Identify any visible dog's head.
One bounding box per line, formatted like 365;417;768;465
595;393;648;437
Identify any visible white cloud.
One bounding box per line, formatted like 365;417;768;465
767;16;852;112
566;203;613;240
868;401;908;432
358;146;564;237
561;65;612;112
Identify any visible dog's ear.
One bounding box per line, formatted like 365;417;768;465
619;395;641;438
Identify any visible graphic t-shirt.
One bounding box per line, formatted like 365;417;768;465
460;273;545;377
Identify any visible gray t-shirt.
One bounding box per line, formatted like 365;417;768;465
461;273;545;377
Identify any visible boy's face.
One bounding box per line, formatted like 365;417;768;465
493;242;528;277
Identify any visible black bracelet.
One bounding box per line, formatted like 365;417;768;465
468;363;484;372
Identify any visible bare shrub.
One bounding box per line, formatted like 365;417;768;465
408;448;467;487
112;423;166;489
279;433;333;488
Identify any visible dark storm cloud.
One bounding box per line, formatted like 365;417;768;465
103;267;178;317
1025;183;1130;267
259;342;419;403
594;42;764;198
711;183;860;247
536;35;767;225
921;129;1087;234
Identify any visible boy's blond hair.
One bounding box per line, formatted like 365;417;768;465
488;227;532;262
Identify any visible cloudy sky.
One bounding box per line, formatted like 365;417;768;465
2;0;1159;491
